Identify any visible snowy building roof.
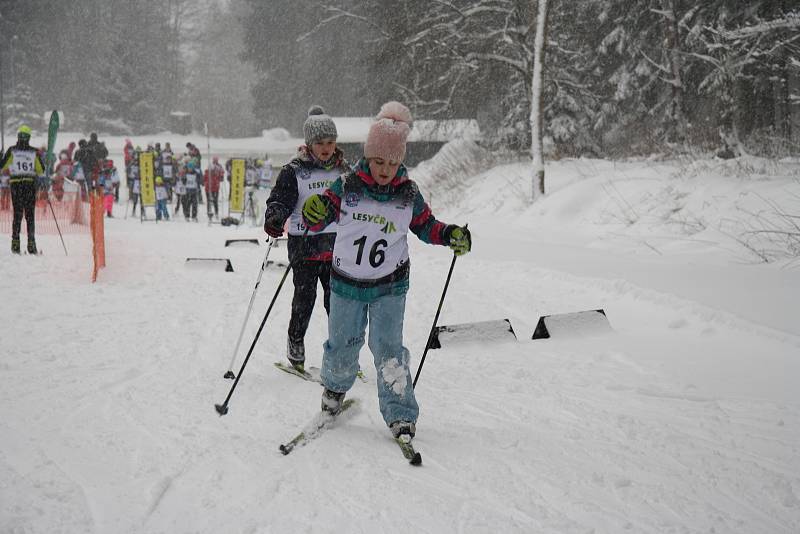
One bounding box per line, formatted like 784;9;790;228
332;117;481;143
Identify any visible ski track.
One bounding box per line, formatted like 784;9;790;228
2;201;799;532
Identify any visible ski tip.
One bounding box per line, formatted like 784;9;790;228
410;452;422;466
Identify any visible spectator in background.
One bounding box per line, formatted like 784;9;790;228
0;167;10;211
128;150;141;216
76;133;107;190
161;142;175;200
174;162;186;216
100;160;120;217
52;151;73;201
72;159;88;201
123;139;134;169
185;143;203;204
182;160;201;221
65;141;76;160
185;142;201;165
204;156;224;220
73;139;89;182
155;176;169;221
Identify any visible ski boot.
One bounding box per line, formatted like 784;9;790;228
390;421;416;441
11;238;20;254
287;338;305;372
321;388;346;415
27;238;37;255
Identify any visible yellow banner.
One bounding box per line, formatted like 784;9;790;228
229;159;246;214
139;151;156;207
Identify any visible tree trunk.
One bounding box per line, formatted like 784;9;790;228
662;0;685;142
530;0;549;200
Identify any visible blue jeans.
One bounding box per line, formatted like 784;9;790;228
156;199;169;220
322;292;419;426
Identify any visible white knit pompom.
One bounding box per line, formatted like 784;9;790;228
376;101;413;127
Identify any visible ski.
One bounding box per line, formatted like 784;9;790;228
279;398;357;456
395;436;422;465
274;361;322;383
274;361;367;384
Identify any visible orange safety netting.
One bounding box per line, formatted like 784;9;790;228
0;190;106;282
0;191;89;234
89;192;106;282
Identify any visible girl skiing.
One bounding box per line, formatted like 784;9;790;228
301;101;471;441
263;106;350;373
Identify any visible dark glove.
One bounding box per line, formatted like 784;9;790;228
447;225;471;256
264;211;285;238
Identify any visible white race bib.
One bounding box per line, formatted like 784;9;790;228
332;192;412;281
11;150;37;177
288;165;340;236
185;172;198;189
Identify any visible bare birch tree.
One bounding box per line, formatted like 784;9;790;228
530;0;548;198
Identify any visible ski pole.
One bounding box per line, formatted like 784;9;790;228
46;195;68;256
413;225;467;389
223;236;277;379
215;227;309;416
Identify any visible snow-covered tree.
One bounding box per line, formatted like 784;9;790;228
531;0;549;197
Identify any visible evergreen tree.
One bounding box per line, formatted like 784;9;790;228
183;1;259;137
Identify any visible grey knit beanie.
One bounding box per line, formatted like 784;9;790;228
303;105;338;146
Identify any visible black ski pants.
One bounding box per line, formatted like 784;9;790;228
183;189;198;219
10;181;36;240
206;190;219;217
288;260;331;345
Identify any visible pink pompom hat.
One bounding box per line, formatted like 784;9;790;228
364;101;413;162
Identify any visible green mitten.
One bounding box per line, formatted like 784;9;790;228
448;226;471;256
302;194;329;225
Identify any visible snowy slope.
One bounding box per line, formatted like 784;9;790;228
1;146;799;533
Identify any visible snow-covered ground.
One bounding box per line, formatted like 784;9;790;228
2;137;799;533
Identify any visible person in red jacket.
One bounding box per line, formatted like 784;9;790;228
124;139;134;166
203;156;224;220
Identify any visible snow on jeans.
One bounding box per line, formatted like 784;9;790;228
321;291;419;426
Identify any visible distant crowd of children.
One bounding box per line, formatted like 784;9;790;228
0;134;276;222
123;140;274;222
